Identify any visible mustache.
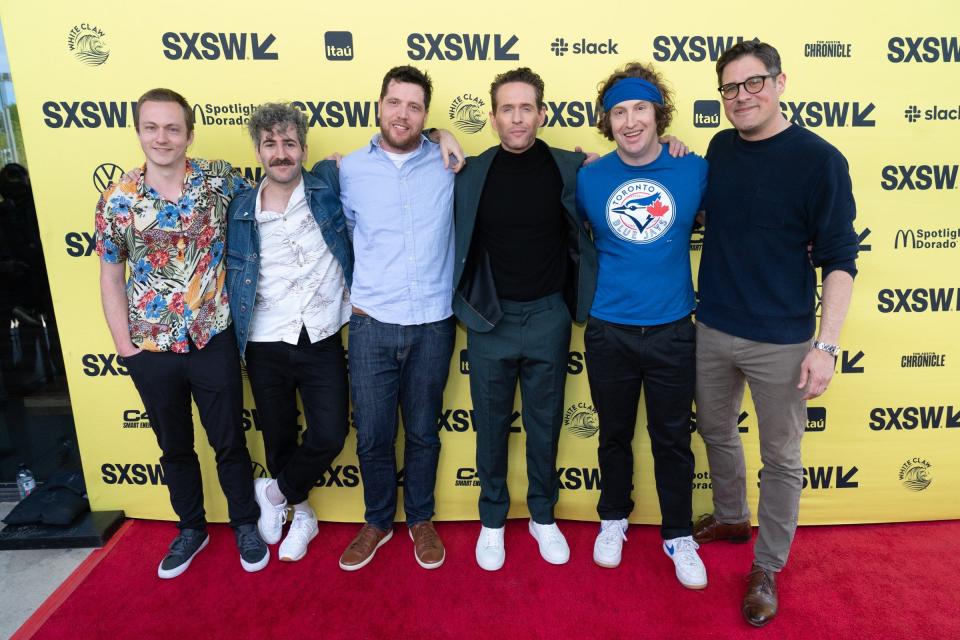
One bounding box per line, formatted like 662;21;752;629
269;158;296;167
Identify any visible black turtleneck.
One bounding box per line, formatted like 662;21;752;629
474;139;567;302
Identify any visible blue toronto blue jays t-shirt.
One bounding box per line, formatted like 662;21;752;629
576;144;707;325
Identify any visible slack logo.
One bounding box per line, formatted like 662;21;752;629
693;100;720;128
324;31;353;60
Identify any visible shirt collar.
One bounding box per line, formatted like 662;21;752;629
255;174;306;218
138;158;198;199
367;132;428;156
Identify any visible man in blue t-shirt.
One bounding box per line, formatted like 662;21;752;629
693;41;858;627
576;62;708;590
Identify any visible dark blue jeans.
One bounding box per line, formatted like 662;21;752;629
348;313;455;531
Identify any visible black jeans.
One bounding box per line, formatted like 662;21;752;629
121;329;258;530
584;315;696;539
244;327;349;505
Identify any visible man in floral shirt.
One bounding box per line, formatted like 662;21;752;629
95;88;268;578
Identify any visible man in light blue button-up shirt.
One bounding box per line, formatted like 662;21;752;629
337;66;457;572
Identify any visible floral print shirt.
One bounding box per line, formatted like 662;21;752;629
95;158;248;352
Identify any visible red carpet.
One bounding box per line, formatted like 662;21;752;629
14;519;960;639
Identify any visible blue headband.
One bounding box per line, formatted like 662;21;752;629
602;78;664;111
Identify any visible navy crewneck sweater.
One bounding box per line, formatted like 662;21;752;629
697;125;859;344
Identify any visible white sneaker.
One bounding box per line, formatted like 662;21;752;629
663;535;707;589
593;519;628;568
279;508;319;562
254;478;287;545
475;526;505;571
528;520;569;565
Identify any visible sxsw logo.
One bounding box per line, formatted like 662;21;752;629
290;100;380;128
869;405;960;430
693;100;720;128
887;36;960;62
406;33;519;61
558;467;602;490
101;462;165;485
880;165;959;190
81;354;130;376
652;35;756;62
542;101;598;128
42;101;137;128
903;104;960;123
877;288;960;313
780;101;876;127
758;465;859;489
324;31;354;60
161;32;278;60
315;465;360;488
65;232;96;257
549;37;619;57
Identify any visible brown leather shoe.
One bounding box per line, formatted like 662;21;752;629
742;565;778;627
338;524;392;571
409;521;445;569
693;513;752;544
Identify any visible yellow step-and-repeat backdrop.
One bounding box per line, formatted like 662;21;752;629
2;0;958;525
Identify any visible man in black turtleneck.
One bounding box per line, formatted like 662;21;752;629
452;67;597;571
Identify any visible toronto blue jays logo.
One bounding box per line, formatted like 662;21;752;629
605;179;675;244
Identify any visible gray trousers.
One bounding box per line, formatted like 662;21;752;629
695;322;810;572
467;292;571;528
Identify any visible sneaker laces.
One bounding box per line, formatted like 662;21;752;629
538;524;565;545
598;520;628;546
285;511;315;545
480;528;504;549
672;536;701;568
236;527;263;554
168;532;198;555
414;524;441;551
349;525;381;551
270;501;288;530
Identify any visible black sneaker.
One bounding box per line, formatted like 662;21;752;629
157;528;209;579
235;523;269;572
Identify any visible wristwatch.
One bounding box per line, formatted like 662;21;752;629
813;341;840;357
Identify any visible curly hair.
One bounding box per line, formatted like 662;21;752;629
595;62;674;139
247;102;308;148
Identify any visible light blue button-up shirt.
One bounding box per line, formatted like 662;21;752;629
340;134;455;325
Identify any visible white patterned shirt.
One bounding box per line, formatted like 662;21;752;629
248;178;351;344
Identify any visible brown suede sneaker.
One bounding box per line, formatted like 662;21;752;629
693;513;752;544
409;521;445;569
338;524;393;571
742;564;778;627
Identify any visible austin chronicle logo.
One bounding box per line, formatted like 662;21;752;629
448;93;487;134
563;402;599;438
93;163;125;193
68;24;110;66
904;105;922;122
899;457;932;491
606;179;676;244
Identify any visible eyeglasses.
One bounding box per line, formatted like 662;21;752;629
717;74;779;100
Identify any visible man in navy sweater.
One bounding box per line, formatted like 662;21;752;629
693;41;858;627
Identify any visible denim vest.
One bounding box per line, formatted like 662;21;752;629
226;161;353;357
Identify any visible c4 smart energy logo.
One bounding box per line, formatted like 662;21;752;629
605;179;675;244
448;93;487;134
68;23;109;66
563;402;599;438
899;458;932;491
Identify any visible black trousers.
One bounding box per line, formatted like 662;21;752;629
121;329;258;530
245;327;349;505
584;315;696;539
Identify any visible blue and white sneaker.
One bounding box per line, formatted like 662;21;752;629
663;535;707;589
